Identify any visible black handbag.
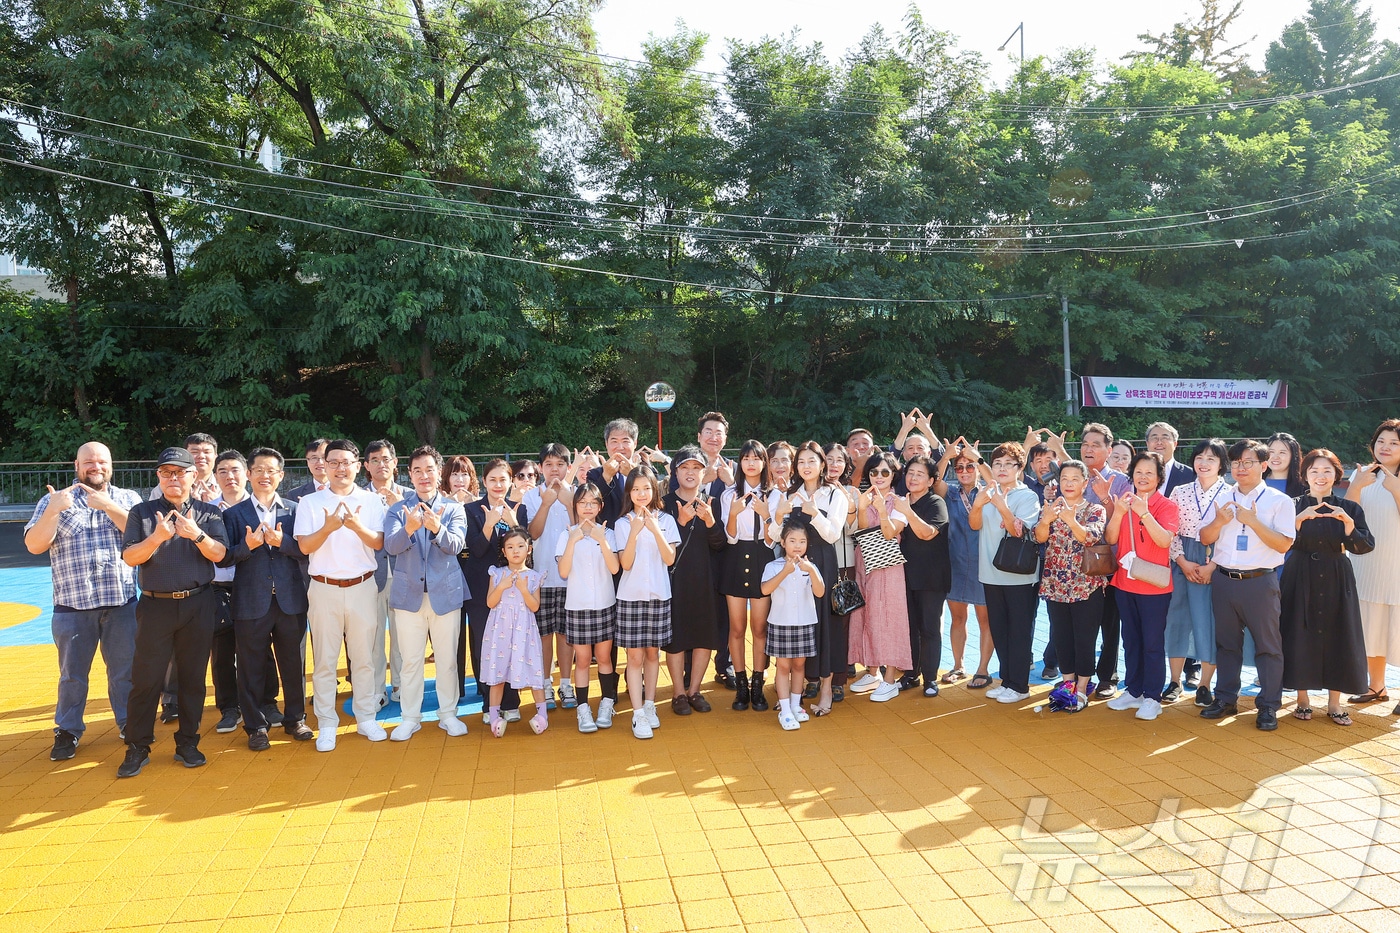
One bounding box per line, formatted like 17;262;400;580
830;576;866;616
993;528;1040;576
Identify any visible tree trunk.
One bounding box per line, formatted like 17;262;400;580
414;337;439;445
65;276;92;427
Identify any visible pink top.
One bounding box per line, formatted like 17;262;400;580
1111;492;1181;595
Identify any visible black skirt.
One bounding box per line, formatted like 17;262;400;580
719;538;774;598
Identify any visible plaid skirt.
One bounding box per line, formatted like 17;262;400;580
616;599;672;649
536;587;567;636
765;623;817;659
565;606;616;647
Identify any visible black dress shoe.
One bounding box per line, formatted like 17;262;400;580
248;729;271;751
174;745;207;768
1200;699;1239;719
1256;708;1278;731
117;746;150;778
285;720;314;741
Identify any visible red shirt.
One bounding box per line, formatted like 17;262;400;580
1111;491;1181;595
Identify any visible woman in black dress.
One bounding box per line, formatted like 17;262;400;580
461;459;530;719
1281;449;1374;725
774;441;847;715
662;447;726;714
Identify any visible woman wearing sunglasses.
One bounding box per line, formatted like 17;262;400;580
934;442;994;689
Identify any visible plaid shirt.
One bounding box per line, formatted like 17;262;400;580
25;484;143;610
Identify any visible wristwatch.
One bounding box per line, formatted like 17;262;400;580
194;532;207;544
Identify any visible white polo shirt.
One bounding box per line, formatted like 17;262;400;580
293;486;386;578
525;486;573;589
613;512;682;602
1201;483;1295;571
762;559;819;627
555;527;618;611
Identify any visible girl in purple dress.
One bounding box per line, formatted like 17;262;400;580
483;529;549;736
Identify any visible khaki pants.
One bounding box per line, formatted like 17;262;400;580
394;603;461;722
308;578;379;730
371;583;401;700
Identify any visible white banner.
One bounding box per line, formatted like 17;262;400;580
1080;377;1287;409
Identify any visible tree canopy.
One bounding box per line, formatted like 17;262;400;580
2;0;1398;461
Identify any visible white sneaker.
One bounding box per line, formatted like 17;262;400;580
544;686;558;711
1107;692;1144;711
389;721;420;742
438;715;468;737
643;700;660;729
315;729;336;753
793;704;810;723
357;721;388;742
849;673;881;694
577;705;598;733
596;698;615;729
870;681;900;702
390;688;401;703
985;685;1009;700
1135;698;1163;721
631;711;653;739
997;689;1031;704
778;709;800;731
503;708;521;723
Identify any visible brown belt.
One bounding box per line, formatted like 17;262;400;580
310;571;375;588
1220;568;1271;580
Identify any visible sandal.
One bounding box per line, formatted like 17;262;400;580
967;674;993;690
832;686;845;703
942;668;966;684
810;703;833;717
1293;707;1313;721
1328;710;1353;726
1348;689;1389;703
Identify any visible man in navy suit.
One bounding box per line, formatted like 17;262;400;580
220;447;312;749
283;438;329;503
1147;421;1197;496
383;445;469;741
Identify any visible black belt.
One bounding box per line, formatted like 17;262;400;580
141;583;211;599
212;582;233;591
1219;568;1272;580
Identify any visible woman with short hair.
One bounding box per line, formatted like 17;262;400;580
1165;439;1229;707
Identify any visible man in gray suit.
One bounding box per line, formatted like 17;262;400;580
383;444;469;741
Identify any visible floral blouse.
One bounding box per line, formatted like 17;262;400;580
1039;501;1107;602
1168;479;1228;561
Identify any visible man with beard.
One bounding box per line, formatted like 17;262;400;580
25;442;144;761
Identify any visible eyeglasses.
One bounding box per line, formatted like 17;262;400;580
366;457;396;467
868;468;893;477
1232;460;1261;469
249;467;281;476
326;459;357;469
157;469;190;480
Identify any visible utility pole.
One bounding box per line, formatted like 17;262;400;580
1062;295;1074;417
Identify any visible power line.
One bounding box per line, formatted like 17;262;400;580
0;154;1059;301
8;98;1394;239
12;119;1379;252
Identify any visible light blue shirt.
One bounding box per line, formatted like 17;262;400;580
976;483;1042;586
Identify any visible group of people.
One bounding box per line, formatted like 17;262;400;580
25;410;1400;778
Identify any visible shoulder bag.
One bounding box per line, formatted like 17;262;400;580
830;576;866;615
993;525;1040;576
1123;510;1171;589
852;524;906;574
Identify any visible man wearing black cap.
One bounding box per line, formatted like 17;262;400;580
117;447;229;777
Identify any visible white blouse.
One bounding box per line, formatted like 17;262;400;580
768;484;846;546
613;512;682;602
554;526;617;611
720;485;784;545
762;559;819;627
1168;478;1228;561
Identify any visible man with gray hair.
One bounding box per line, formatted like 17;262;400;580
587;418;642;528
1145;421;1195;496
25;442;143;761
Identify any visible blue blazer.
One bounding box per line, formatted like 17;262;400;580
384;492;468;615
218;497;308;620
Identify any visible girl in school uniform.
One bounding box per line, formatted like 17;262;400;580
481;529;549;736
775;441;847;716
720;440;783;712
614;466;681;740
762;521;827;730
556;484;621;733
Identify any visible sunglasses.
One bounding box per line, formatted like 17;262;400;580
953;464;977;472
868;468;894;477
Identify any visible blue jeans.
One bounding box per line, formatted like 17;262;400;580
53;600;137;737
